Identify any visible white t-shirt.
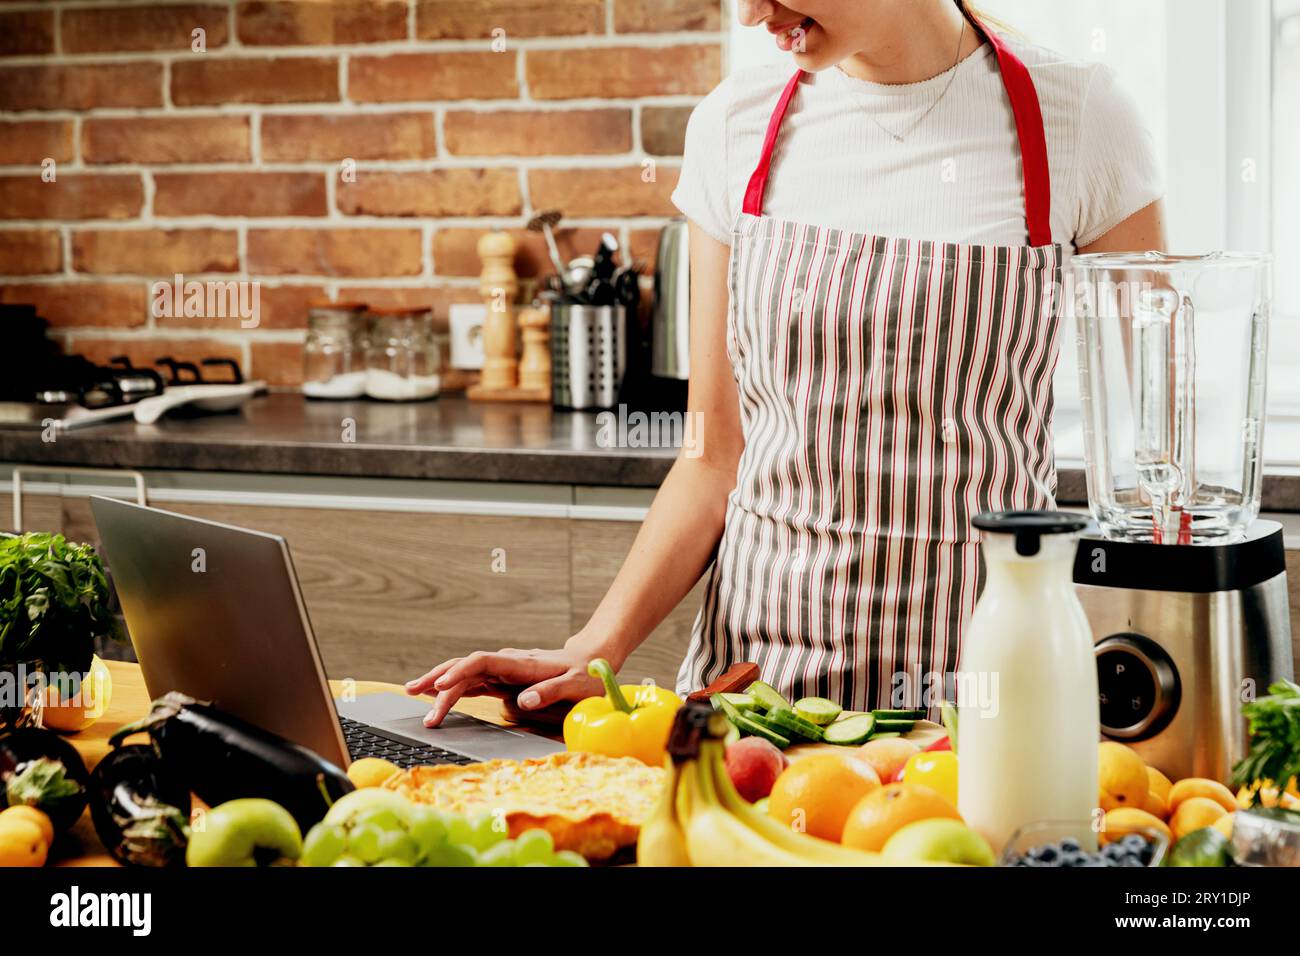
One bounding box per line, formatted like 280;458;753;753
672;37;1163;254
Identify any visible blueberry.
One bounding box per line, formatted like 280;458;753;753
1060;838;1082;853
1037;845;1059;863
1060;851;1086;867
1120;834;1147;852
1102;844;1125;860
1121;857;1144;867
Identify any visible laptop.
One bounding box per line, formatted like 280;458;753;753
90;495;564;768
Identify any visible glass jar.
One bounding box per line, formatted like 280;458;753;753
364;307;440;402
303;303;367;399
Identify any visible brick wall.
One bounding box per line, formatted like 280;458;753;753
0;0;725;386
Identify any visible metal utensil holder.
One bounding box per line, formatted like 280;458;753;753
551;304;626;410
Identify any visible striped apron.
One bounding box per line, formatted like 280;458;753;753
678;18;1063;713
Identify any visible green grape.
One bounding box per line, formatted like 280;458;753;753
331;854;366;867
376;830;419;865
550;850;588;867
348;822;386;864
350;808;404;833
300;823;348;867
445;813;474;846
408;808;449;861
423;841;478;867
373;858;413;867
468;812;505;850
512;829;554;866
476;840;517;867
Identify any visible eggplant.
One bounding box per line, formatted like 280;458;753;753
0;727;90;832
110;692;353;831
89;745;190;867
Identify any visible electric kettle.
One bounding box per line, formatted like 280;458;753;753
651;218;690;381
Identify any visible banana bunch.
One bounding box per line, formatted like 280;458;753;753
638;708;885;867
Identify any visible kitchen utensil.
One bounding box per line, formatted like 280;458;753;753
132;381;265;424
1073;521;1292;782
1072;252;1270;543
685;662;761;702
650;218;690;380
550;303;626;410
526;209;567;280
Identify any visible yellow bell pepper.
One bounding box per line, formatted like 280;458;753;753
563;659;682;766
900;750;959;806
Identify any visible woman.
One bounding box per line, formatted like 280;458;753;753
409;0;1166;725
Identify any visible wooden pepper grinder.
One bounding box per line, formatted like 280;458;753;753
477;230;518;392
516;305;551;396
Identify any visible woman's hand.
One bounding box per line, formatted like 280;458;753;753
404;644;606;727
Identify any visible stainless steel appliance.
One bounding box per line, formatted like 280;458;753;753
650;218;690;381
1070;251;1293;781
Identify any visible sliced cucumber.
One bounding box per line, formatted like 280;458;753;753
871;708;926;721
712;693;791;748
721;692;757;712
822;713;876;745
868;731;900;740
793;696;842;726
764;706;825;742
872;719;915;734
745;680;790;714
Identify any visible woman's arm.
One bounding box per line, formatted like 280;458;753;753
407;223;744;725
1076;199;1167;254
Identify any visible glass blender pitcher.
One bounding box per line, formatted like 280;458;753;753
1071;252;1271;543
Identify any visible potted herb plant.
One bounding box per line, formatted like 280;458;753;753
0;532;121;730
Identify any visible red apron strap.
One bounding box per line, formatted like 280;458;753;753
741;68;805;217
961;10;1053;247
741;10;1053;247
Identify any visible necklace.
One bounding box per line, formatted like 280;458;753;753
859;19;967;143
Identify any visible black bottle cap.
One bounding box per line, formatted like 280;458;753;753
972;510;1089;557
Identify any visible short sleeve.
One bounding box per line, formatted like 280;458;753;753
1072;65;1164;247
671;78;733;245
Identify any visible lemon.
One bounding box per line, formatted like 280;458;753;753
346;757;401;789
40;656;113;733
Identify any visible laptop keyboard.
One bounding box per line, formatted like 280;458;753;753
340;716;479;768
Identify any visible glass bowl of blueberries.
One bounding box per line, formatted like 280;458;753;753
1000;820;1169;868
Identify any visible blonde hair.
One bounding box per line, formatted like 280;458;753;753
958;1;1018;36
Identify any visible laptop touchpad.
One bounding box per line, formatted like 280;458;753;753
384;716;564;761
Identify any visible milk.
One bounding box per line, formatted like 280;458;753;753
957;517;1099;854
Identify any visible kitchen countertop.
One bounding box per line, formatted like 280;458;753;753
2;392;1299;510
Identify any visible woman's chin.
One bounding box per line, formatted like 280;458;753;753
790;49;837;72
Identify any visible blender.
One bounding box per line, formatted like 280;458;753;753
1070;252;1292;781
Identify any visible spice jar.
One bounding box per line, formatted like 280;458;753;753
303;302;368;399
364;306;441;401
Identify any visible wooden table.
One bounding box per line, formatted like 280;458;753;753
53;660;528;866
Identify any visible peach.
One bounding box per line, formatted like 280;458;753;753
724;736;788;802
856;737;920;786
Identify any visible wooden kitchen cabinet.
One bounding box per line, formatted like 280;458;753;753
1;488;64;536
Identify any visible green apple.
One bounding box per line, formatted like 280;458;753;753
186;798;303;867
882;818;997;866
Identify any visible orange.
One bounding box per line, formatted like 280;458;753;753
0;818;48;867
768;753;880;842
841;783;961;852
1168;778;1237;815
1170;796;1228;840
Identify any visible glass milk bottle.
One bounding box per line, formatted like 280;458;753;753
957;511;1098;854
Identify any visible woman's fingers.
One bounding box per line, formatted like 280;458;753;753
518;670;601;710
432;650;543;691
423;680;468;727
405;657;461;695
